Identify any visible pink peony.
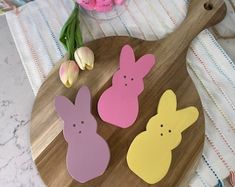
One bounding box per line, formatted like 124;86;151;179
77;0;125;12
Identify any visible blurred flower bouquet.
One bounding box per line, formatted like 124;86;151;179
59;1;126;87
0;0;33;14
78;0;125;12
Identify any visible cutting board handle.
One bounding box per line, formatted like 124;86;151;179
155;0;226;63
186;0;226;31
177;0;226;39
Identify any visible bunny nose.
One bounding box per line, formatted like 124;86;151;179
125;83;127;86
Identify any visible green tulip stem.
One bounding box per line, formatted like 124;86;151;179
60;3;84;60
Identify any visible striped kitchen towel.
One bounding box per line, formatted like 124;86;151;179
6;0;235;186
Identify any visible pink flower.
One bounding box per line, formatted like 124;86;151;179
77;0;125;12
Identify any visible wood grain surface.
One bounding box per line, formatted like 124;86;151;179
30;0;226;186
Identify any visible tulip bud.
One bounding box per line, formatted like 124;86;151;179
59;60;79;88
74;47;95;70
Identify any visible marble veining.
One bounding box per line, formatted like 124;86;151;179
0;16;44;187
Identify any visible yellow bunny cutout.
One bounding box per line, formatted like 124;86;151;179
127;90;199;184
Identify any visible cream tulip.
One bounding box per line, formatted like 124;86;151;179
74;47;95;70
59;60;79;88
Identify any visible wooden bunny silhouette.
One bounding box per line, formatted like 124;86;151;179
98;45;155;128
55;86;110;183
127;90;199;184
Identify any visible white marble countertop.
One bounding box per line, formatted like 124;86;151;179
0;15;44;187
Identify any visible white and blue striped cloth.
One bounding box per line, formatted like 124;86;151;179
6;0;235;186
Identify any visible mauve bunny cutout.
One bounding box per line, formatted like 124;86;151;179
55;86;110;183
78;0;125;12
98;45;156;128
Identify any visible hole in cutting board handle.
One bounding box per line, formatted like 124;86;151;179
204;2;213;10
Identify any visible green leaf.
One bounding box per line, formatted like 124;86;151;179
59;4;83;60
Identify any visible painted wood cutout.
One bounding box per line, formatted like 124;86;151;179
127;90;199;184
55;86;110;183
98;45;155;128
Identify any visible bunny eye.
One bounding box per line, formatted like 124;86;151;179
81;121;84;124
131;78;134;81
169;130;172;133
73;124;76;127
123;75;127;79
160;133;163;136
160;124;163;127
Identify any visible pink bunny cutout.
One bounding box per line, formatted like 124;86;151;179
55;86;110;183
77;0;125;12
98;45;156;128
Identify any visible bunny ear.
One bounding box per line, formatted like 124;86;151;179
55;96;75;122
135;54;155;78
119;45;135;70
176;107;199;132
157;90;177;114
75;86;91;112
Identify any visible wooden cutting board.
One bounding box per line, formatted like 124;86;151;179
30;0;226;186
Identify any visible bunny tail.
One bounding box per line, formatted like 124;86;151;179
229;171;235;187
215;179;224;187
